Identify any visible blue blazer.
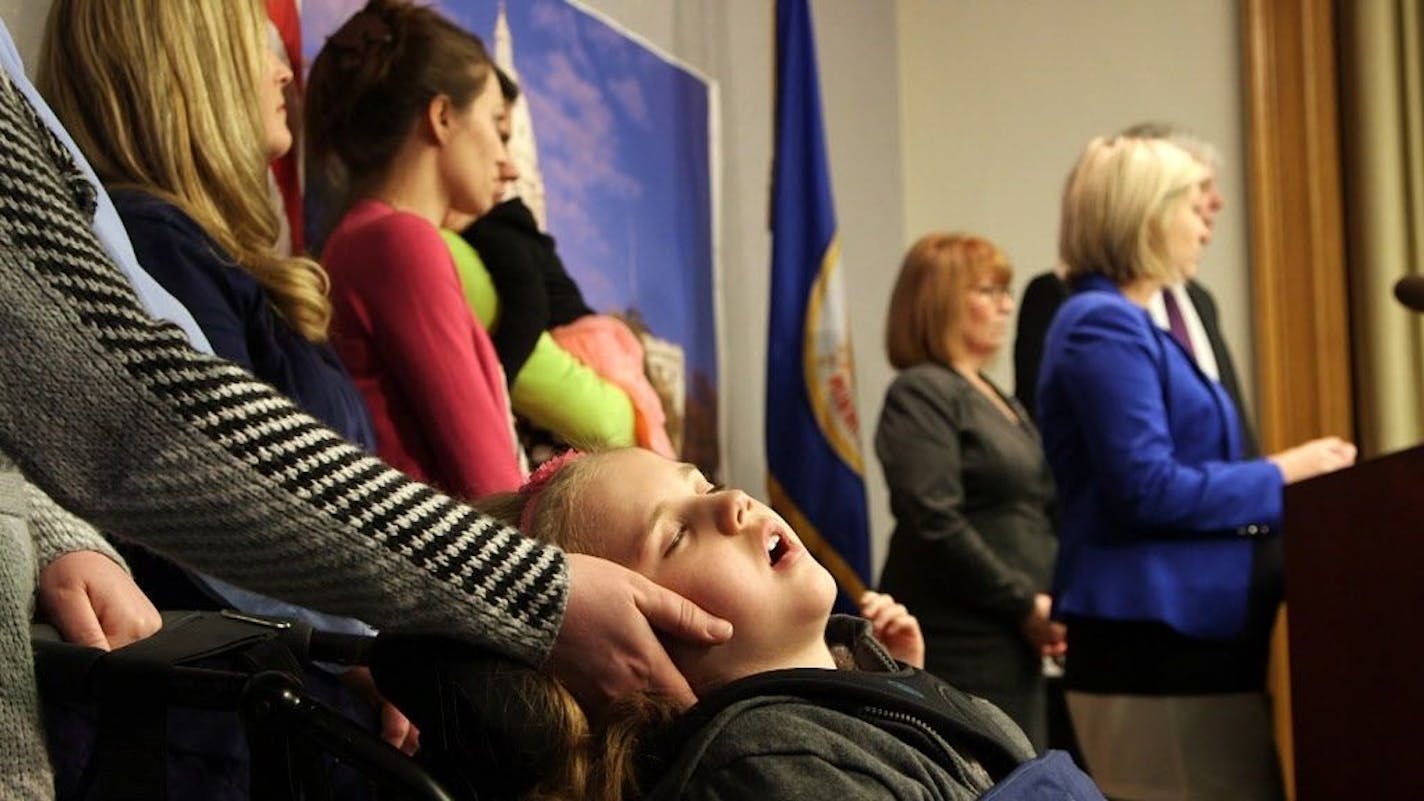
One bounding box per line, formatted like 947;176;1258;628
1036;276;1282;639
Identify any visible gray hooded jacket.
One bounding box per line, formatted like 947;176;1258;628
644;616;1035;800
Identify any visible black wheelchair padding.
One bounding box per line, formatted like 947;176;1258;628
34;610;455;801
369;632;561;801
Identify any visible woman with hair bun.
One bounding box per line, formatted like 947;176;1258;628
306;0;523;500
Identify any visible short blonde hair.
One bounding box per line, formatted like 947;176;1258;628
884;233;1012;370
1058;136;1206;287
39;0;332;342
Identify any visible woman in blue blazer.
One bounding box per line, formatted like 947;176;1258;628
1037;136;1354;800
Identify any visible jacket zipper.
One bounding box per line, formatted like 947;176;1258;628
861;705;994;792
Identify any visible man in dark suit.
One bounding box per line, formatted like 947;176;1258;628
1013;124;1258;458
1182;280;1256;456
1012;269;1069;421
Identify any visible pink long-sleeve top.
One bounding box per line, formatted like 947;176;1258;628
323;199;523;500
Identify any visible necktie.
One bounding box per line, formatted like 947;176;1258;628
1161;289;1196;359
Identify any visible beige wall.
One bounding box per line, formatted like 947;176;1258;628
0;0;45;72
897;0;1252;404
0;0;1251;581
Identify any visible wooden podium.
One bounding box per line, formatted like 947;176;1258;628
1284;443;1424;799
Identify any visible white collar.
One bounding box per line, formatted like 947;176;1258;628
1146;283;1220;381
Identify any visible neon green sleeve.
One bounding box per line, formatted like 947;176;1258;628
443;229;499;327
442;230;636;448
511;332;636;448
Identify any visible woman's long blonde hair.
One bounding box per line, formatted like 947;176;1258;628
39;0;331;342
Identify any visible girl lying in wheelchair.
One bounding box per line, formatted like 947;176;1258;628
403;448;1105;801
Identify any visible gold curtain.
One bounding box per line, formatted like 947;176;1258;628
1339;0;1424;455
1242;0;1354;794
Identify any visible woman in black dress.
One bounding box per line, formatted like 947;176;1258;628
875;232;1063;749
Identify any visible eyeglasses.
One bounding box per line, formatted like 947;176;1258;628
970;284;1013;301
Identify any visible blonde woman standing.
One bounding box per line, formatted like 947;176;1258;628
1039;136;1355;799
39;0;410;784
40;0;374;457
40;0;383;634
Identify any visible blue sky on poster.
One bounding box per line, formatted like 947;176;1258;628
302;0;716;381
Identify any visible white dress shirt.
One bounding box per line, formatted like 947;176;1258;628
1147;282;1220;382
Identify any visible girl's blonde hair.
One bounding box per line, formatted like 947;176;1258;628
885;233;1013;370
477;450;680;801
39;0;331;342
1058;136;1206;288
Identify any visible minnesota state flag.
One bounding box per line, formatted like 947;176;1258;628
766;0;870;608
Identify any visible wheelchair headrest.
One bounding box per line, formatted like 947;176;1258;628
370;633;566;801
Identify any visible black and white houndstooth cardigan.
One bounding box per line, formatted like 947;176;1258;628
0;71;567;659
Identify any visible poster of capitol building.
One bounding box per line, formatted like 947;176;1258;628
301;0;720;475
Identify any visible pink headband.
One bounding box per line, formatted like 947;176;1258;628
517;450;583;532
